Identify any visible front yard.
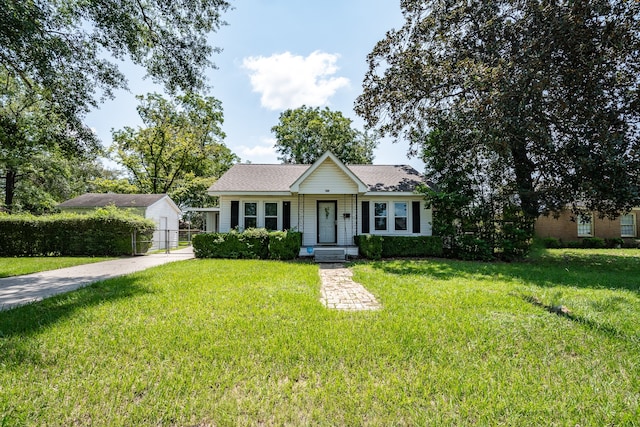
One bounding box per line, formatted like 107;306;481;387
0;250;638;425
0;257;115;278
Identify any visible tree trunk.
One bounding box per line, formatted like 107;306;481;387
510;139;538;219
4;168;17;214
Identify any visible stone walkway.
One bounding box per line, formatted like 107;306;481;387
319;263;381;311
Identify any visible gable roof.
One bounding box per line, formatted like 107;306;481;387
289;151;368;193
58;193;171;209
208;152;428;195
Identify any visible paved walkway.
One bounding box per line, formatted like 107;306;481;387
319;263;381;311
0;248;195;311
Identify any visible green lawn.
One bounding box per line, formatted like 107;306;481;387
1;250;639;425
0;257;116;278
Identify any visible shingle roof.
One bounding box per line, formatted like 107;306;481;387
58;193;168;208
208;163;427;193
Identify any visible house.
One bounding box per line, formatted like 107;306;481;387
57;193;181;250
207;151;433;258
535;208;640;244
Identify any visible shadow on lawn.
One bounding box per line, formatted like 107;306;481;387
0;276;149;366
370;252;640;294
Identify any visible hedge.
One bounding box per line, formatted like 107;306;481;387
355;235;444;259
192;229;302;260
0;208;156;256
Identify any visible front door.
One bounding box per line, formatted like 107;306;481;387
317;201;337;244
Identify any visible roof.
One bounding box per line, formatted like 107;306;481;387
58;193;170;209
208;157;427;194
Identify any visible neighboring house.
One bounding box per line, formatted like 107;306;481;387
535;208;640;243
207;151;433;257
57;193;181;250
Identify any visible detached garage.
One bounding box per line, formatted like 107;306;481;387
57;193;181;250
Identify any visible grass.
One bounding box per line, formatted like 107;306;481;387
0;249;639;425
0;257;116;278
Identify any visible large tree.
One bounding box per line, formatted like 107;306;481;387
271;106;378;164
111;92;237;206
356;0;640;219
1;0;230;126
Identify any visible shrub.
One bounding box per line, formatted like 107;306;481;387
455;234;494;261
356;234;383;260
540;237;562;249
566;240;582;248
582;237;606;248
0;208;155;256
380;236;443;257
268;231;302;260
605;238;624;248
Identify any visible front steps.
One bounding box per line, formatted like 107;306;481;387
313;248;347;263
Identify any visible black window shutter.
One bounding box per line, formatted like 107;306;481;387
230;201;239;229
362;201;370;233
412;201;421;233
283;201;291;230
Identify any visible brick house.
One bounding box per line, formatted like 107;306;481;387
535;208;640;243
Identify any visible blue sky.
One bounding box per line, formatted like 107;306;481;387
85;0;424;170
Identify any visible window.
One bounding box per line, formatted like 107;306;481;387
621;214;636;237
244;202;257;229
394;202;408;231
264;202;278;230
577;213;593;237
374;202;387;230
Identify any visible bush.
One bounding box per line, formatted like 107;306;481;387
0;208;155;256
380;236;443;257
356;234;383;260
582;237;606;248
193;229;301;260
268;231;302;260
540;237;562;249
605;238;624;248
455;234;494;261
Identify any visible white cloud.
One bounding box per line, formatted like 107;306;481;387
238;137;278;163
242;51;350;110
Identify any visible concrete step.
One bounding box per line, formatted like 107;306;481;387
314;248;346;263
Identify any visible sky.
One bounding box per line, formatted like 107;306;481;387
85;0;424;170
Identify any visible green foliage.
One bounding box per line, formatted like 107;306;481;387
111;93;238;204
605;238;624;249
271;105;378;164
0;207;155;256
193;229;301;260
540;237;562;249
356;0;640;218
582;237;606;249
268;231;302;260
379;236;443;258
355;234;383;260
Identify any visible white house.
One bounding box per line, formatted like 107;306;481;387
207;151;433;258
57;193;181;250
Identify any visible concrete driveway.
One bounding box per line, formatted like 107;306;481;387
0;247;195;311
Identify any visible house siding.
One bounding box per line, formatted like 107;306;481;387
297;159;359;194
146;198;180;250
357;196;432;237
298;195;358;247
218;196;299;232
535;209;640;242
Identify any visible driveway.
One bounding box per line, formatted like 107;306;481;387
0;247;195;311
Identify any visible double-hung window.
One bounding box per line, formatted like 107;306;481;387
244;202;257;229
621;214;636;237
374;202;387;231
264;202;278;231
577;213;593;237
394;202;408;231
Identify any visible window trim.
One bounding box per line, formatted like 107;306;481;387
264;201;278;231
394;201;408;231
577;212;593;237
620;213;636;238
374;202;388;231
243;201;258;229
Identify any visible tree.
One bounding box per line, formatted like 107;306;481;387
356;1;640;219
271;106;378;164
0;71;100;213
111;92;237;205
1;0;230;129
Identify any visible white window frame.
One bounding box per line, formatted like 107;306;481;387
620;213;636;237
264;202;278;231
243;201;258;229
374;202;388;231
577;213;593;237
394;201;408;231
